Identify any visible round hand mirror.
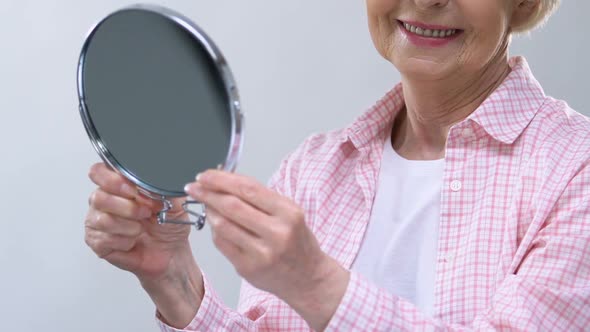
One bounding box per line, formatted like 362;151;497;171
77;4;244;230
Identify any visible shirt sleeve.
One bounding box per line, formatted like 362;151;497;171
156;273;257;332
326;163;590;331
156;139;310;332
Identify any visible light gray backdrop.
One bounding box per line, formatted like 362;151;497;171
0;1;587;331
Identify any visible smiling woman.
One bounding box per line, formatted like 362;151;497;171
83;0;590;331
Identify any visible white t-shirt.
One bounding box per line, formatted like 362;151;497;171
351;134;444;315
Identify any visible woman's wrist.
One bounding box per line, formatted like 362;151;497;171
140;247;204;329
285;255;350;331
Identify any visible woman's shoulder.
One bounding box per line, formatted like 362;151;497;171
267;127;355;197
530;97;590;151
522;97;590;183
282;127;352;169
540;97;589;129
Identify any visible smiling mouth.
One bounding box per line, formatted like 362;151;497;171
398;20;461;38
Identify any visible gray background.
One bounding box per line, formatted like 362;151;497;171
0;1;587;331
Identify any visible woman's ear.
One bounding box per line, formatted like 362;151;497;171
510;0;540;31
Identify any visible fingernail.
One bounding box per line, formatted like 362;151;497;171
121;183;136;197
185;183;199;196
196;173;202;181
139;206;152;219
184;183;202;196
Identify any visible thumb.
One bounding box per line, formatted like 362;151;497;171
134;194;163;213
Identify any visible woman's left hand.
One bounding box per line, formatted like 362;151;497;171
184;170;349;331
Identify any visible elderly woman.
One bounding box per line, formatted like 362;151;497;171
85;0;590;330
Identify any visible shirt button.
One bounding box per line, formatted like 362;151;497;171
450;180;462;192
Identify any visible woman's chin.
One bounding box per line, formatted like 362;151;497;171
395;57;454;82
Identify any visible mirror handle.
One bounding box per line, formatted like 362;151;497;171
137;189;206;230
157;198;206;230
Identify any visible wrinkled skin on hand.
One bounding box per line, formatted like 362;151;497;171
85;162;191;280
185;170;349;331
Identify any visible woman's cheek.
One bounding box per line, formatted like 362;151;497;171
366;0;397;17
463;4;511;66
457;20;506;72
368;16;395;61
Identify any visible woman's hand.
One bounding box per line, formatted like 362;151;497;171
85;162;203;328
185;170;350;331
85;162;191;279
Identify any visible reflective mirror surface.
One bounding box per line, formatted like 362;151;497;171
79;6;239;197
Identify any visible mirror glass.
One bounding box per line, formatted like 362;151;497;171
79;6;240;197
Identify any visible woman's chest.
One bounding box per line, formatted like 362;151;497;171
300;144;541;323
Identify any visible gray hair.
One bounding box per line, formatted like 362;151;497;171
514;0;561;32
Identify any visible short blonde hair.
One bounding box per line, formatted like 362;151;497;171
514;0;561;32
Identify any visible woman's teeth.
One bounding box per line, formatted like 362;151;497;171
403;22;458;38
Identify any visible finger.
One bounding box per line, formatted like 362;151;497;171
190;170;290;216
210;225;243;263
207;207;259;251
88;163;139;199
85;210;143;237
89;189;152;220
209;211;272;278
188;184;271;237
88;163;160;211
136;195;166;214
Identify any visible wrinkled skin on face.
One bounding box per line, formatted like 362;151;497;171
366;0;537;81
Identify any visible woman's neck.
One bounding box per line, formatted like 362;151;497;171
393;53;511;160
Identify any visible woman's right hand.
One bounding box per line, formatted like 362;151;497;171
85;162;205;327
84;162;192;280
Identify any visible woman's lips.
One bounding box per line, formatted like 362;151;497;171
398;20;462;47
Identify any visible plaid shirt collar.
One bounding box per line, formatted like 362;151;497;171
345;56;546;149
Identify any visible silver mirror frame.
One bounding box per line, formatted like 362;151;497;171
77;4;244;229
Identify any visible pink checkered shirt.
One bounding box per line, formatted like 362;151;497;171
158;57;590;331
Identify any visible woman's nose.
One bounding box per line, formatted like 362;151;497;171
414;0;450;10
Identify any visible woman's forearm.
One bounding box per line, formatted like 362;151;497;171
139;248;204;329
